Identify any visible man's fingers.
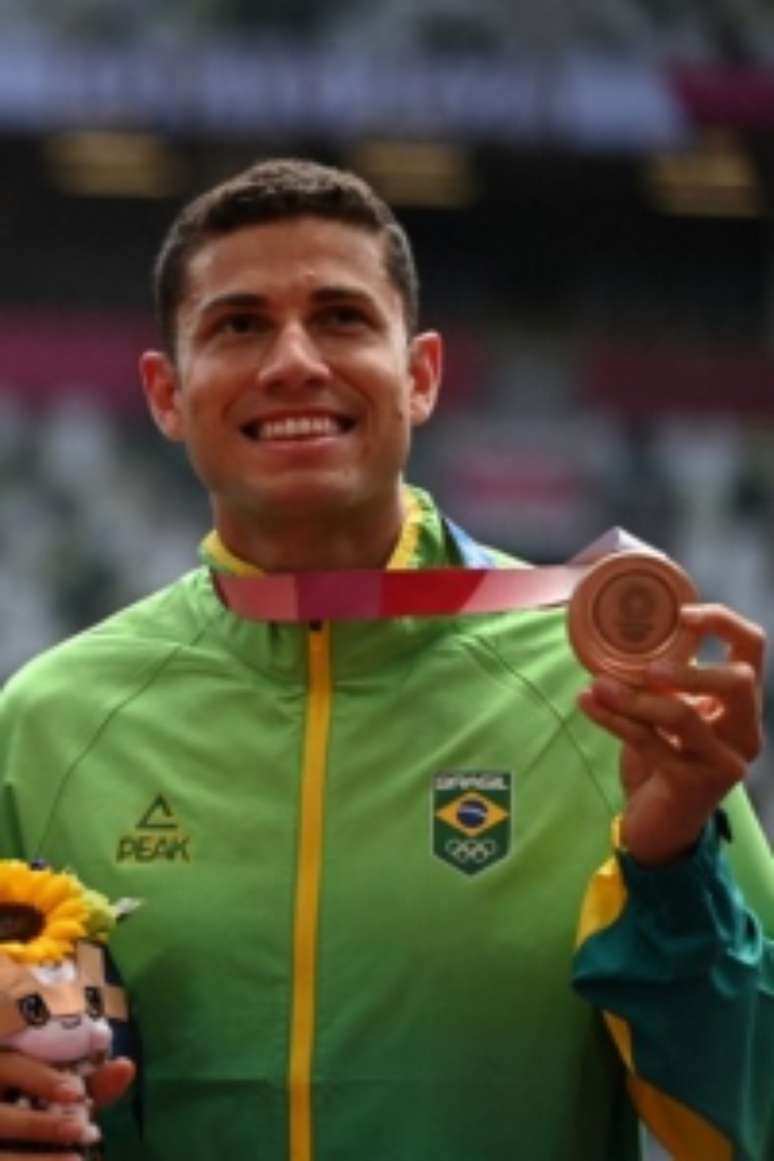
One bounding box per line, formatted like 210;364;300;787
681;603;766;680
0;1099;94;1149
584;678;715;754
0;1053;85;1105
1;1155;80;1161
0;1052;106;1155
647;659;758;698
0;1154;80;1161
87;1056;135;1109
577;689;652;749
577;684;747;791
644;659;763;762
590;667;762;762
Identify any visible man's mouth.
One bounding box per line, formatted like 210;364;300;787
241;414;354;441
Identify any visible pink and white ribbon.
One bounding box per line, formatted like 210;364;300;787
214;527;658;623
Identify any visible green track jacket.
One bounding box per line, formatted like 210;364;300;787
1;487;772;1160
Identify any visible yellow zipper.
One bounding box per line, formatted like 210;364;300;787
286;489;418;1159
288;622;333;1161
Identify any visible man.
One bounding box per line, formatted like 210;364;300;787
0;158;772;1160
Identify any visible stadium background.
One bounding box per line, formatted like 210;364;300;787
1;6;773;1155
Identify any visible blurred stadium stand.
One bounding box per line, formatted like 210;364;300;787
2;0;774;62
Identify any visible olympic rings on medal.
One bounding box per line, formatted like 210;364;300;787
444;837;497;864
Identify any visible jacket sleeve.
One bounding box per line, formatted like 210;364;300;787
572;793;774;1161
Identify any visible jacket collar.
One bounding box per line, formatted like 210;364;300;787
199;486;425;576
189;487;466;679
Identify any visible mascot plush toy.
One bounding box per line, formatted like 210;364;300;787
0;861;133;1157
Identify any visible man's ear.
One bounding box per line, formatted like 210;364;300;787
139;351;186;442
407;331;442;427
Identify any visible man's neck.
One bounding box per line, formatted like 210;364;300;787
213;495;407;573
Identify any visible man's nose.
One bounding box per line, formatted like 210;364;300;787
257;323;331;391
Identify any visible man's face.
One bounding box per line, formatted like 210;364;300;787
141;217;440;536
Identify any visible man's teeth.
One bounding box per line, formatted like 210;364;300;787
258;415;342;440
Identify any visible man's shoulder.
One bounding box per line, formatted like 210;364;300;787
476;601;574;669
459;586;584;707
3;569;209;713
429;509;579;685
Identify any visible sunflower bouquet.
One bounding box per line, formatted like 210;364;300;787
0;861;134;1157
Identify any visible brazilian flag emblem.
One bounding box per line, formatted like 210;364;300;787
432;772;512;877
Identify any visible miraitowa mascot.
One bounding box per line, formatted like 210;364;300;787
0;860;135;1157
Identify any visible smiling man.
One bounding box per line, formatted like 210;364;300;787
141;210;440;571
0;158;773;1161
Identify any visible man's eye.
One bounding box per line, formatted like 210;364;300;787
221;313;261;335
18;993;49;1027
321;306;368;329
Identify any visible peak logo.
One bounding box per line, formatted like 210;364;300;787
116;795;193;864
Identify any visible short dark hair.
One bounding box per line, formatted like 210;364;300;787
153;157;419;353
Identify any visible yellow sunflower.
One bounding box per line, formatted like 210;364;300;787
0;861;89;964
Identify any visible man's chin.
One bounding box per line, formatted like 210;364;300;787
242;479;364;523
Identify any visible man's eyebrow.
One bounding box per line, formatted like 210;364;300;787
309;285;378;307
197;292;269;316
196;286;379;316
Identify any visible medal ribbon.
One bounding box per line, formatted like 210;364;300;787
216;563;586;623
214;526;659;624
